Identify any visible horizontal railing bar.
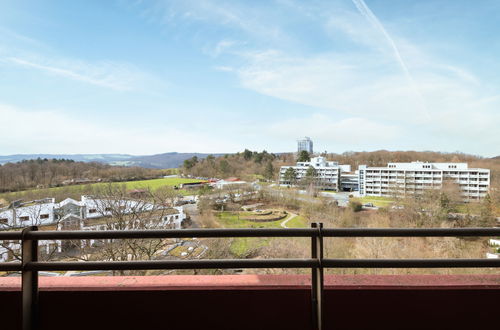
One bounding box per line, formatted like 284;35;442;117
27;259;318;271
0;263;22;271
2;228;499;241
0;232;23;240
323;258;500;268
23;228;319;240
322;228;500;237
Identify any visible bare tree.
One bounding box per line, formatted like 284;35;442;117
73;185;184;274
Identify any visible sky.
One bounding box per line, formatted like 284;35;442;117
0;0;499;157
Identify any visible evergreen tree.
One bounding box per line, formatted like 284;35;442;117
283;167;297;184
264;161;274;180
297;150;310;162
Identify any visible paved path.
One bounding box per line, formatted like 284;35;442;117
280;212;298;228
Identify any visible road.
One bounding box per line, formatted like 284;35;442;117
318;191;350;207
182;203;200;228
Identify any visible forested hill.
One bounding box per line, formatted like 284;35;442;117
0;158;169;193
0;152;222;169
2;151;496;169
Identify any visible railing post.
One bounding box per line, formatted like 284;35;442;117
22;226;39;330
311;223;324;330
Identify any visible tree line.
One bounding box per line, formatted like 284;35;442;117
182;149;498;182
0;158;171;193
182;150;279;180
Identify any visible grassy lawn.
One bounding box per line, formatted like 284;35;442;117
354;196;395;207
215;211;308;256
256;181;273;186
215;211;283;229
229;237;271;256
169;245;191;258
0;177;206;201
120;177;206;189
214;211;275;256
285;215;308;228
454;202;499;216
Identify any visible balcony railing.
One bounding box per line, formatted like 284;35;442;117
1;225;500;330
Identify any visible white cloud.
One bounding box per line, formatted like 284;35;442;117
0;104;239;154
233;49;499;148
142;0;290;43
204;39;243;58
267;114;402;144
0;28;167;93
2;55;163;92
127;0;500;156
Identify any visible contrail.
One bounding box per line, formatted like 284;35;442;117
351;0;429;118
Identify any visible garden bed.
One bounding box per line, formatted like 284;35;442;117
241;210;287;222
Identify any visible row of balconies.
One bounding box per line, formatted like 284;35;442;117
366;183;487;189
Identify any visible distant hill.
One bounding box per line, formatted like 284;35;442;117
493;156;500;160
0;152;224;169
111;153;225;168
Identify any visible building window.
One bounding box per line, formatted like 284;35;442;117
88;209;97;214
19;216;30;222
40;214;49;219
0;218;8;225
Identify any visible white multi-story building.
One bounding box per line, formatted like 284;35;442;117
280;157;351;191
358;162;490;200
340;173;359;192
0;196;185;229
297;137;313;154
0;196;186;261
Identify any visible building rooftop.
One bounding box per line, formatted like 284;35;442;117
361;161;489;171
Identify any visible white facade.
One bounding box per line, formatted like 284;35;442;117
211;180;248;189
0;196;186;229
280;157;351;191
297;137;313;154
0;196;186;262
358;162;490;200
0;198;57;228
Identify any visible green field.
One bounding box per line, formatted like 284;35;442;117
118;177;206;190
285;215;308;228
215;211;284;229
355;196;395;207
215;211;308;256
0;177;206;201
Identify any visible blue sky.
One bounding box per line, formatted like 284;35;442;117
0;0;499;156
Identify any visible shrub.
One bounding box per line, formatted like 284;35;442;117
349;201;363;212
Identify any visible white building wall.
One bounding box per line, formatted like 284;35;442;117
358;162;490;200
280;157;347;191
297;137;313;154
1;196;185;229
0;196;187;262
0;200;56;228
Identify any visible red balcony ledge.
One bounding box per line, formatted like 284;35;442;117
1;274;499;330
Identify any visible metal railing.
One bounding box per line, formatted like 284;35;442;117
1;224;500;330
